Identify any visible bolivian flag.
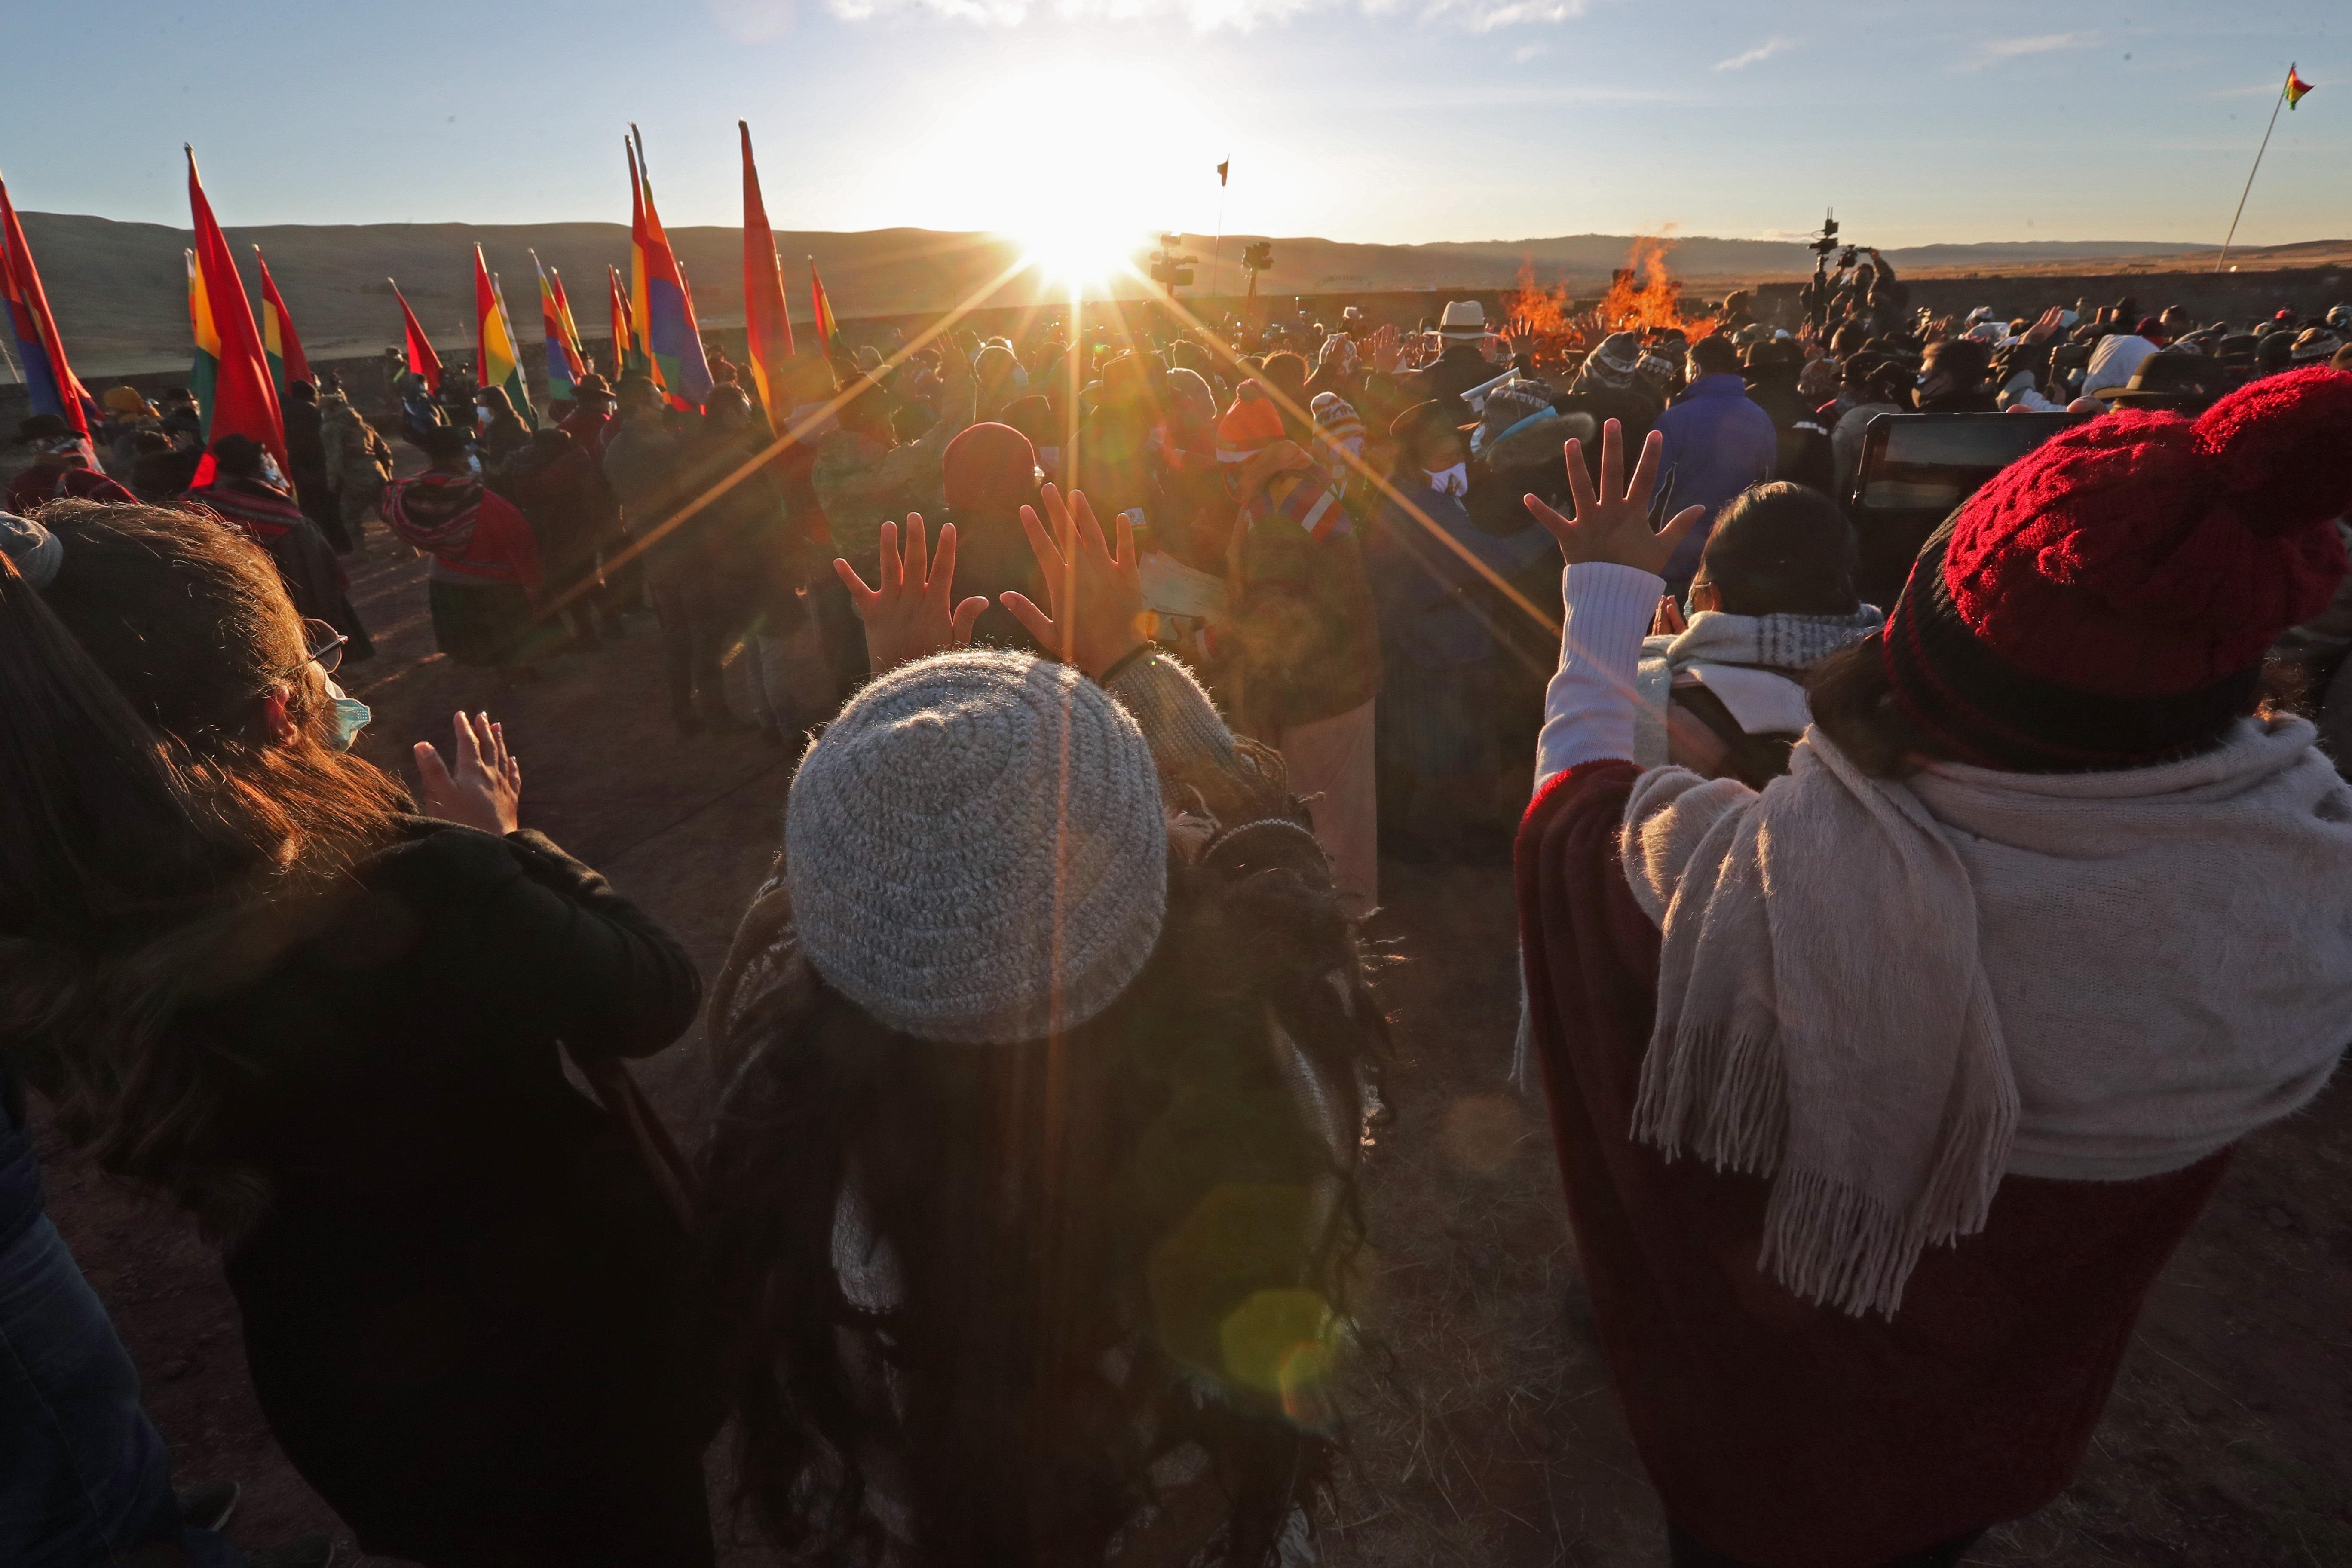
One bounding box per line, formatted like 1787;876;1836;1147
475;246;536;428
2284;65;2313;109
739;121;796;421
185;147;285;477
811;260;839;353
254;246;311;398
187;250;219;438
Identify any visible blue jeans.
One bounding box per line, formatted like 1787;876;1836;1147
0;1099;245;1566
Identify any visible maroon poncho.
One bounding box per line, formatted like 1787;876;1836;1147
1514;759;2227;1568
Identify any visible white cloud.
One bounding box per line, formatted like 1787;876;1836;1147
1951;32;2091;72
1712;37;1791;73
822;0;1583;31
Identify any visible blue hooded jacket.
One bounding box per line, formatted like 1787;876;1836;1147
1651;372;1777;586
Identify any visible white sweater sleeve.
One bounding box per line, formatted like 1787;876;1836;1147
1534;562;1666;787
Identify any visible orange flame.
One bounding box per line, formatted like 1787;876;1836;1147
1596;236;1715;340
1503;260;1584;348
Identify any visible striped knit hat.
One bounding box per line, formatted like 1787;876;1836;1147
1309;391;1364;447
786;650;1170;1043
1476;377;1553;439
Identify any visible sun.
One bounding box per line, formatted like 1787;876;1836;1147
1007;209;1146;289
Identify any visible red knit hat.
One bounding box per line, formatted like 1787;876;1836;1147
1884;367;2352;769
942;422;1041;515
1216;383;1287;465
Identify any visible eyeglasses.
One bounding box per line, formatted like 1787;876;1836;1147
294;618;348;680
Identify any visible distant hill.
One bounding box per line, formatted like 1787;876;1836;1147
0;210;2295;375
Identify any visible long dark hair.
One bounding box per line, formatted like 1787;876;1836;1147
0;500;406;1228
701;803;1380;1566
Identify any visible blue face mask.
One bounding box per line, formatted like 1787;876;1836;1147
324;680;371;752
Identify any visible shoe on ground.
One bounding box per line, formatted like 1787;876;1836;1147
176;1479;239;1534
248;1533;339;1568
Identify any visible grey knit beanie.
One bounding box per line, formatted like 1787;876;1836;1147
785;649;1170;1044
0;511;62;591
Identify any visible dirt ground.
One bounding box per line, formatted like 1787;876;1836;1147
35;521;2352;1568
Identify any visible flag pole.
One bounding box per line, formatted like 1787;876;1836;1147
2217;64;2293;273
1210;158;1228;312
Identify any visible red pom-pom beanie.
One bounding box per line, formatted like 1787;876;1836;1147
1882;367;2352;769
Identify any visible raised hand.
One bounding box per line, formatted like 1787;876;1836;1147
835;514;989;674
2020;306;2068;346
414;710;521;836
1000;484;1146;679
1369;323;1405;374
1522;419;1707;578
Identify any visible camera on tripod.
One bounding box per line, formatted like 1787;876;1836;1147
1808;209;1841;260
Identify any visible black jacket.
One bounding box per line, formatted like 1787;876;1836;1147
1402;343;1503;410
195;820;714;1566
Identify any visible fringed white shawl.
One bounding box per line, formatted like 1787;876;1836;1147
1619;716;2352;1316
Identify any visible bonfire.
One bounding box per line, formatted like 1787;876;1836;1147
1598;236;1717;339
1501;236;1716;376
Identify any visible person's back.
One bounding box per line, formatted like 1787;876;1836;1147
1558;335;1667;449
1403;302;1501;406
1830;362;1914;496
389;426;546;670
2;500;714;1566
1515;381;2352;1568
129;429;202;502
1635;482;1882;787
813;359;977;577
1372;399;1554;673
1741;342;1837;493
937;421;1046;652
185;434;374;662
704;511;1379;1565
281;382;334;521
601;383;683;524
1651;335;1778;586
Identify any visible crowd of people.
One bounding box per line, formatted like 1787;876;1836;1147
4;264;2352;1568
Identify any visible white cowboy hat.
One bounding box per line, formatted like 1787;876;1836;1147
1437;300;1487;341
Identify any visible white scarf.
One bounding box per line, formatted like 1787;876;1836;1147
1620;717;2352;1317
1632;607;1883;766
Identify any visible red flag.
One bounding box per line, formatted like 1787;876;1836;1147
810;260;839;350
388;278;443;387
608;265;632;381
0;168;97;441
253;246;312;392
184;147;285;483
739;121;796;420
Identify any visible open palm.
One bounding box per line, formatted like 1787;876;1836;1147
835;514;989;674
1521;419;1707;578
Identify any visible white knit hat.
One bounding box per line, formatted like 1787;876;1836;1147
785;649;1170;1044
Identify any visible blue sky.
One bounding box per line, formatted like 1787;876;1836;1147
0;0;2342;250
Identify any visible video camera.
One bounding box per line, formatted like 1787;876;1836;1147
1805;212;1870;273
1148;233;1197;291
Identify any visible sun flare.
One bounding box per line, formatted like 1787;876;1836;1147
1008;211;1145;288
